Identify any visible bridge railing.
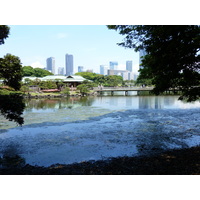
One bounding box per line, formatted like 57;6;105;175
93;86;154;91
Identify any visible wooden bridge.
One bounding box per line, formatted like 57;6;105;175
93;86;155;96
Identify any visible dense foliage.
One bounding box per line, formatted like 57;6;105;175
75;72;123;87
0;54;23;90
108;25;200;101
22;78;59;90
0;25;10;45
0;94;25;125
22;66;53;77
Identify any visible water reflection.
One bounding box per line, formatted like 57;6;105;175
93;96;200;110
24;96;95;111
0;94;25;126
0;142;25;168
22;96;200;113
139;96;165;109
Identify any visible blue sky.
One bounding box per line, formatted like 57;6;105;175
0;25;139;74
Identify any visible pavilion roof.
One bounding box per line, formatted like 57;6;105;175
22;75;88;83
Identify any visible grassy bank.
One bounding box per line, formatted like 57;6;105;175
1;146;200;175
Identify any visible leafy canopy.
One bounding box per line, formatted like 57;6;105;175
0;94;25;126
22;66;53;77
0;25;10;45
107;25;200;101
0;54;23;90
75;72;123;87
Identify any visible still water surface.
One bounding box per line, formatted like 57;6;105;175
0;95;200;167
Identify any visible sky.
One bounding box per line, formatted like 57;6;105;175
0;25;140;74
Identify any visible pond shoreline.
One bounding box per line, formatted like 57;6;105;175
1;146;200;175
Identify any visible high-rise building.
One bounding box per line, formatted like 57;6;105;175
108;69;130;81
128;72;135;80
126;61;132;72
121;71;135;81
109;61;118;70
139;50;147;69
65;54;74;76
121;71;129;80
58;67;64;75
100;65;108;75
46;57;55;74
78;66;84;72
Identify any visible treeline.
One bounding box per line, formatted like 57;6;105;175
75;72;136;87
22;66;53;77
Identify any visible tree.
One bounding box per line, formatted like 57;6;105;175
77;84;90;96
22;66;53;77
33;67;53;77
0;25;10;45
75;72;103;82
39;80;57;89
107;25;200;101
104;75;123;87
22;66;35;76
0;54;23;90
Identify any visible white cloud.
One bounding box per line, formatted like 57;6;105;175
31;61;45;69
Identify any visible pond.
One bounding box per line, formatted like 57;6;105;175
0;95;200;167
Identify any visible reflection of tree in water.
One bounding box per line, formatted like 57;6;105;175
0;94;25;126
25;96;95;110
0;142;25;168
79;97;95;106
25;98;61;110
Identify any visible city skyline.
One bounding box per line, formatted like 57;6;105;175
0;25;140;74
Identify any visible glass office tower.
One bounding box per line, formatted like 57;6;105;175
46;57;55;74
65;54;74;76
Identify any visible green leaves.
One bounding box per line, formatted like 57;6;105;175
108;25;200;101
0;25;10;45
0;54;23;90
77;84;90;95
22;66;53;77
0;94;25;125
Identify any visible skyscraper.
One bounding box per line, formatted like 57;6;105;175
46;57;55;74
100;65;108;75
65;54;73;76
126;61;132;72
109;61;118;70
78;66;84;72
58;67;64;75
